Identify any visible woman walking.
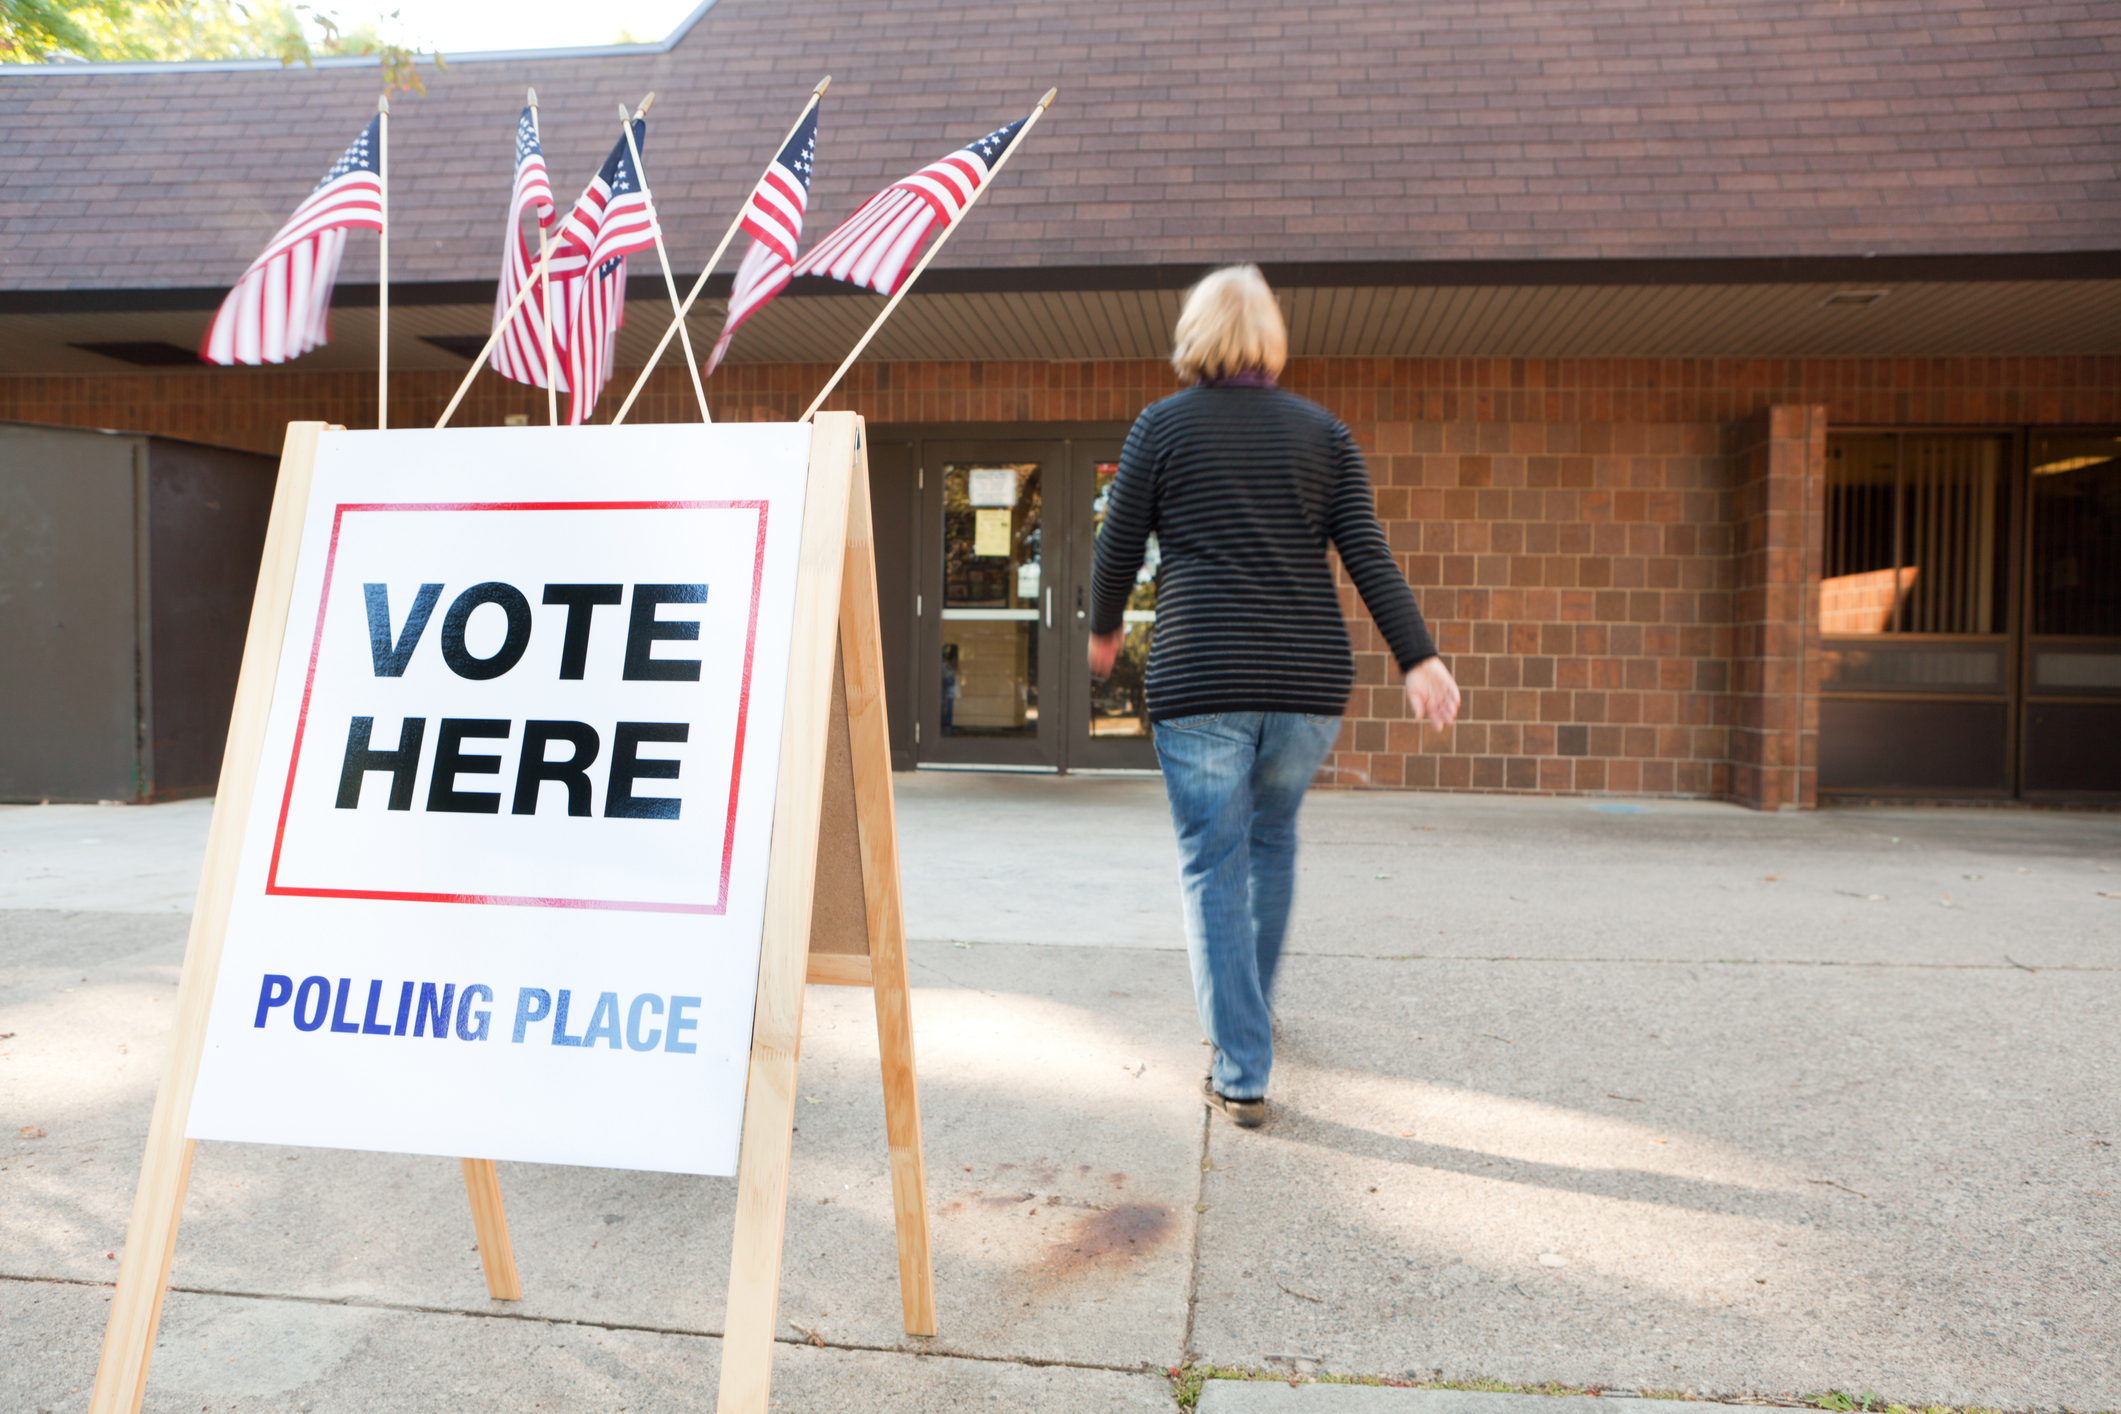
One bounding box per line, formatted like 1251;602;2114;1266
1088;265;1460;1127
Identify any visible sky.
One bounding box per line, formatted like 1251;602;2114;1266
365;0;707;54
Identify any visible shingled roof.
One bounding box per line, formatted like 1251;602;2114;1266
4;0;2118;299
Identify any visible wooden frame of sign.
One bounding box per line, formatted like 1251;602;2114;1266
88;413;934;1414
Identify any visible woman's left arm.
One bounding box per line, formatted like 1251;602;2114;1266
1325;427;1461;727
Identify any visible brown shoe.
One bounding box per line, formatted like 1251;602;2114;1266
1202;1077;1267;1128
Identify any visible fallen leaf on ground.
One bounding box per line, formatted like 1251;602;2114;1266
19;1126;43;1139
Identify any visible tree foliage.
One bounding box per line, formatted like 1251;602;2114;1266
1;0;441;92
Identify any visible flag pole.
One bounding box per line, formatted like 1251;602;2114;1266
377;91;390;430
529;87;559;428
437;250;542;427
800;88;1056;423
618;94;711;423
610;75;830;428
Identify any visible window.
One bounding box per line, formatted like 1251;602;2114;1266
1822;434;2007;635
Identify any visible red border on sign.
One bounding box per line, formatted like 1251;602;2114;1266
264;500;772;915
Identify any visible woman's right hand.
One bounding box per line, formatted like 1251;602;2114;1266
1404;657;1461;728
1088;629;1124;680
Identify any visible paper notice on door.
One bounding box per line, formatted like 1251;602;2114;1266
974;508;1011;557
969;468;1017;507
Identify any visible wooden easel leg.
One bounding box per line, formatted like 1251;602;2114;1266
837;451;938;1336
89;1138;196;1414
719;1032;805;1411
92;424;327;1414
870;962;936;1334
140;1139;193;1360
717;413;860;1414
459;1159;522;1300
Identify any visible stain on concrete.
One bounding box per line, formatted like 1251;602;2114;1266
975;1189;1035;1208
1041;1202;1173;1278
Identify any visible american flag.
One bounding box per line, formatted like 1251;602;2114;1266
199;117;383;366
790;117;1023;296
552;121;659;423
555;121;659;278
490;105;565;391
706;104;818;376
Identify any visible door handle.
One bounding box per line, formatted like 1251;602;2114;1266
1044;586;1052;629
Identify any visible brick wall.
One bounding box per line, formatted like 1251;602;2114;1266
1321;415;1738;799
6;357;2116;805
7;355;2116;455
1725;406;1827;812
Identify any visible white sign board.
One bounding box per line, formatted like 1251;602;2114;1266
186;424;812;1176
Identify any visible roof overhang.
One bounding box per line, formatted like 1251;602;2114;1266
4;253;2117;375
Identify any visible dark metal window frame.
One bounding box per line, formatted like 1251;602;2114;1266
2019;424;2121;801
1819;424;2025;798
1822;422;2121;801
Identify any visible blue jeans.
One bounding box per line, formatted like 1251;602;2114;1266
1152;710;1342;1101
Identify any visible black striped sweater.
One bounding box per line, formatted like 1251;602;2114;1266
1090;384;1437;723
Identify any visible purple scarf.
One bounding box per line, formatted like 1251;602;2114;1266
1196;369;1278;389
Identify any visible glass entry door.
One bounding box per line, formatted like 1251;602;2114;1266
914;435;1157;772
923;443;1061;767
2022;430;2121;798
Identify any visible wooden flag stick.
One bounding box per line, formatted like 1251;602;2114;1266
377;92;390;431
434;96;661;430
611;75;830;428
435;243;552;428
618;95;711;423
530;88;560;428
799;88;1056;423
436;140;612;430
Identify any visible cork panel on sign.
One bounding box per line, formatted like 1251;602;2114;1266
808;641;871;958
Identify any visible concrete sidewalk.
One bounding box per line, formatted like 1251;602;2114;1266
2;780;2117;1413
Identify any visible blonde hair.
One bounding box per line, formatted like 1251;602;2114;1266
1170;264;1287;381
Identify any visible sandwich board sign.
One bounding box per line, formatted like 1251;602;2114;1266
90;414;932;1414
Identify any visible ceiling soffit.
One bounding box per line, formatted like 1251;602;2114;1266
4;277;2120;378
